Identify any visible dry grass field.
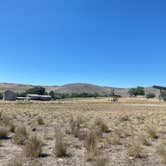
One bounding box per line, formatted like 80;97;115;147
0;97;165;166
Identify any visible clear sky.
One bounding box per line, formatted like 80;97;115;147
0;0;166;87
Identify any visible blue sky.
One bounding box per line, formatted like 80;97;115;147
0;0;166;87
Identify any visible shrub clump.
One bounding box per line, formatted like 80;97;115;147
7;157;23;166
95;118;109;133
147;126;158;139
0;127;9;139
93;155;108;166
156;141;166;164
37;117;45;125
53;130;68;157
70;116;82;138
84;130;97;152
24;135;43;158
128;143;143;158
13;126;28;145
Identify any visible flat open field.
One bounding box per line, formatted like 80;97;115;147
0;98;166;166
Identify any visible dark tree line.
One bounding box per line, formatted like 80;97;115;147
48;90;119;100
26;87;46;95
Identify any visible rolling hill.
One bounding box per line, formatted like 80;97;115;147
0;83;160;97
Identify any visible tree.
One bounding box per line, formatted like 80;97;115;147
49;91;55;99
136;87;145;96
26;86;46;95
110;89;120;102
128;87;145;97
128;88;137;97
146;93;155;99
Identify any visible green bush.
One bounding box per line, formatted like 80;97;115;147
146;93;156;99
49;91;55;98
128;87;145;97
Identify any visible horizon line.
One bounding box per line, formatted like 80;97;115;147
0;81;155;89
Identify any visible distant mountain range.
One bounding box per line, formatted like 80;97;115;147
0;83;160;97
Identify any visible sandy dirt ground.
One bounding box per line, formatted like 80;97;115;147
0;98;165;166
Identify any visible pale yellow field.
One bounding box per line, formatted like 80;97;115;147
0;98;165;166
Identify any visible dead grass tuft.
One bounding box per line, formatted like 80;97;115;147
147;126;158;139
93;155;108;166
0;127;9;139
54;130;68;157
138;134;151;146
156;141;166;164
7;156;23;166
37;117;44;125
13;126;28;145
95;118;109;133
24;135;43;158
84;130;97;153
128;142;143;158
108;134;121;145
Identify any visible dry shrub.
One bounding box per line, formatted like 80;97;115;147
156;141;166;164
84;129;99;161
78;128;88;140
95;118;109;133
138;134;151;146
114;128;123;138
108;134;121;145
9;122;16;133
147;126;158;139
93;155;108;166
113;127;129;138
7;157;23;166
1;114;11;126
119;115;130;122
24;135;43;158
54;130;68;157
37;117;44;125
128;142;143;158
0;127;9;139
0;113;16;133
70;116;82;137
13;126;28;145
29;159;42;166
84;130;97;152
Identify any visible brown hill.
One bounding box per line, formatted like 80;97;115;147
0;83;160;97
0;83;58;93
54;83;110;94
0;83;34;92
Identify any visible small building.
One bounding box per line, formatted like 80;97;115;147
27;94;52;101
40;95;52;101
3;90;16;101
27;94;41;100
16;97;27;101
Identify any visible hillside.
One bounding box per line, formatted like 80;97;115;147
53;83;110;94
0;83;160;97
0;83;34;92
